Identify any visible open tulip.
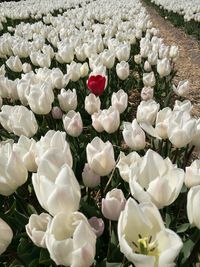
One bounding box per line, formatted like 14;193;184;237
45;211;96;267
129;149;184;208
26;213;52;248
118;198;183;267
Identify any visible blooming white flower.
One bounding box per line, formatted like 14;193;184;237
118;198;183;267
26;213;52;248
45;211;96;267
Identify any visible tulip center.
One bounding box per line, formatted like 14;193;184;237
132;235;159;259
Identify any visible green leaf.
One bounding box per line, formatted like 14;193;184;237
177;223;190;233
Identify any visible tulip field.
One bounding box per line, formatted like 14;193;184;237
0;0;200;266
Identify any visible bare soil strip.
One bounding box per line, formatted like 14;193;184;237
142;1;200;117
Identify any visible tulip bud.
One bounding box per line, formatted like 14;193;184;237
187;185;200;229
116;61;129;80
63;110;83;137
92;111;104;133
51;106;63;119
185;160;200;188
123;119;146;150
0;105;38;138
58;88;77;112
87;75;107;96
157;58;171;77
26;213;52;248
111;89;128;114
143;72;156;87
0;218;13;255
80;62;89;77
144;61;152;72
82;163;100;188
86;137;115;176
85;94;101;115
137;100;160;125
22;63;32;73
173;80;189;97
0;142;28;196
134;54;142;64
141;87;154;101
88;217;104;237
102;189;126;221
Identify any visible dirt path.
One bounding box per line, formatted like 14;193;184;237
142;1;200;117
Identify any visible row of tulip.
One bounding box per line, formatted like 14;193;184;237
0;0;200;266
144;0;200;40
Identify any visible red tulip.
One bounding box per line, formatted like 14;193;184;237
87;75;106;96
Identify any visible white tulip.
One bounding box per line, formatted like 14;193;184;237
185;160;200;188
35;130;73;168
173;80;189;97
13;136;37;172
116;61;129;80
86;137;115;176
102;189;126;221
123;119;146;150
32;162;80;216
141;87;154;101
157;58;171;77
187;185;200;229
143;72;156;87
26;213;52;248
129;149;184;208
91;111;104;133
82;163;100;188
0;142;28;196
111;89;128;114
85;94;101;115
25;81;54;115
137;100;160;125
63;110;83;137
6;56;23;72
0;105;38;137
118;198;183;267
117;151;141;182
0;218;13;255
168;111;196;148
45;211;96;267
99;106;120;134
58;88;77;112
